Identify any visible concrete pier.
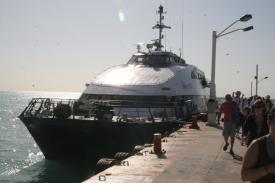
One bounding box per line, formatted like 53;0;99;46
83;122;247;183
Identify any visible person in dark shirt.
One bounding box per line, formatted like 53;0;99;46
243;99;269;146
240;106;251;145
241;106;275;183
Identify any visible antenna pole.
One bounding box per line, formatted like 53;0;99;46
181;19;183;58
152;5;171;51
158;5;163;50
165;30;167;51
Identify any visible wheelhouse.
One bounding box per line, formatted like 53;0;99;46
127;52;186;67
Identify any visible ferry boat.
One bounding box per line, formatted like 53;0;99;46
19;5;209;160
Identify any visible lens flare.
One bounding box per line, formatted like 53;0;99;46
118;10;125;23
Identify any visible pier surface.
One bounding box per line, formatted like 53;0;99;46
83;122;247;183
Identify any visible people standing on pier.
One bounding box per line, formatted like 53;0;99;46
241;106;275;182
217;94;238;155
233;91;243;112
249;95;258;113
264;95;273;113
242;97;248;110
240;106;251;145
242;99;269;146
232;91;243;138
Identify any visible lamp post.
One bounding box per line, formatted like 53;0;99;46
207;14;253;126
255;64;268;96
255;64;258;96
251;81;253;97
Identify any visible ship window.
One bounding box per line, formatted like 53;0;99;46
137;57;144;62
169;57;176;64
127;55;173;67
191;70;198;79
191;70;206;81
175;57;179;64
142;55;172;66
198;73;202;79
174;56;186;65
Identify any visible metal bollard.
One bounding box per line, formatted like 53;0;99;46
153;133;162;155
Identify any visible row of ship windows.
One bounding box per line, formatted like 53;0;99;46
127;55;186;66
78;94;208;112
80;94;207;103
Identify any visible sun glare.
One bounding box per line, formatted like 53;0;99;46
118;10;125;23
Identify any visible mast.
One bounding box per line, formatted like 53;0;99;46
152;5;171;51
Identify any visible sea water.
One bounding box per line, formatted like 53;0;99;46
0;91;98;183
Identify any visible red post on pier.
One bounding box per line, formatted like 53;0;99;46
153;133;162;155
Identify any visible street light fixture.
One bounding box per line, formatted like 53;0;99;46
207;15;253;126
256;76;268;95
259;76;269;82
243;26;254;32
240;14;252;22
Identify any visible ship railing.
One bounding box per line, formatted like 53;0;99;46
85;99;187;122
19;98;76;118
112;107;177;123
19;98;191;122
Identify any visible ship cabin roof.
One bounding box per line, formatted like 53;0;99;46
127;51;186;67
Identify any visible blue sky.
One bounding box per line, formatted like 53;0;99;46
0;0;274;98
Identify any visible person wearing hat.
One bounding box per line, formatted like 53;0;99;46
217;94;238;155
241;106;275;182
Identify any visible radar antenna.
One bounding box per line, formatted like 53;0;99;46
152;5;171;51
